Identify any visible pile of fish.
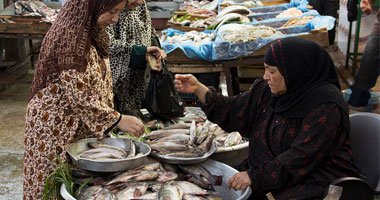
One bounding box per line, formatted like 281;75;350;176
163;31;216;46
13;1;59;23
79;141;141;161
144;120;216;158
219;24;283;42
145;119;245;158
76;158;223;200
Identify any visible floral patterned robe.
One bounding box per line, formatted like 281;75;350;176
23;46;120;199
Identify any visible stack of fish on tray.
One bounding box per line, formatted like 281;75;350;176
145;118;245;159
79;141;142;161
74;158;223;200
145;120;216;158
13;1;59;23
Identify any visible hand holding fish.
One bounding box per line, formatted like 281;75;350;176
227;171;251;191
174;74;209;103
117;115;145;136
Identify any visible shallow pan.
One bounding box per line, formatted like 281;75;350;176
67;138;151;172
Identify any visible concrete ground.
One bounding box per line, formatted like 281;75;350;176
0;47;379;200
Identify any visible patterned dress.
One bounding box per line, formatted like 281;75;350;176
202;79;361;200
107;2;157;114
23;46;120;199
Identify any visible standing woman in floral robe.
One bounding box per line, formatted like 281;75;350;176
23;0;145;199
108;0;164;115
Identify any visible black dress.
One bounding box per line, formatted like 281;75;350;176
202;79;361;200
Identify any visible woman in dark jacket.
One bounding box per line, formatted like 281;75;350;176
174;37;361;199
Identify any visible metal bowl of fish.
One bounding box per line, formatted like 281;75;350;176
67;138;151;172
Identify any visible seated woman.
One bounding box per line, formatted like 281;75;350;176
174;37;361;200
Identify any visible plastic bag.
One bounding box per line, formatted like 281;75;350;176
144;61;184;121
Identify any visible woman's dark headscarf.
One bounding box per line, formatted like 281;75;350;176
264;37;347;118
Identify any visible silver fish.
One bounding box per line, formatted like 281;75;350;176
189;120;197;145
176;181;218;196
78;186;117;200
156;171;178;183
198;134;216;153
144;129;190;140
157;182;183;200
150;142;189;154
127;140;136;158
161;123;191;130
79;147;127;160
223;131;243;147
116;182;148;199
106;170;159;185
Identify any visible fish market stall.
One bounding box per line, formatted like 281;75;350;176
0;1;60;83
162;0;332;95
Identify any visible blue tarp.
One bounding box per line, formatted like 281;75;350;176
161;0;335;61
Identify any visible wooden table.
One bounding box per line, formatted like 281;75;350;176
0;17;50;84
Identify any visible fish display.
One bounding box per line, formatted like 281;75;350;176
12;1;59;23
78;141;138;161
75;158;223;200
218;24;283;43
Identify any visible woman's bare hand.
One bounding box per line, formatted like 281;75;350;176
117;115;145;136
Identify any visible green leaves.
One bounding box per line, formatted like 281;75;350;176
43;155;92;200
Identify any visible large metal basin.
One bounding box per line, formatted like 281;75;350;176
67;138;151;172
211;141;249;167
61;159;252;200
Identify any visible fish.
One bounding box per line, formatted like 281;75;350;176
150;142;189;154
157;182;183;200
161;123;191;130
217;5;251;18
189;120;197;145
79;147;127;160
88;142;127;154
77;186;117;200
130;192;157;200
157;171;179;183
178;165;222;190
223;131;243;147
176;181;219;196
116;183;148;200
130;162;162;171
144;129;190;140
128;140;136;158
106;170;159;185
149;134;190;145
165;151;204;158
198;134;216;153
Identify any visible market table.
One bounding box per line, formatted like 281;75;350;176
0;2;57;84
166;27;329;96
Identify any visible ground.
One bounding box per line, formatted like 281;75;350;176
0;47;378;200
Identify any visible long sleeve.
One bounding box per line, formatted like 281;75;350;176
201;80;267;137
247;103;345;192
130;45;147;69
59;69;121;137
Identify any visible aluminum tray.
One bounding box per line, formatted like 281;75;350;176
150;142;218;164
61;159;252;200
67;138;151;172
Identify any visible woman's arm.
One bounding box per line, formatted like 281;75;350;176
60;69;144;137
175;75;264;135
